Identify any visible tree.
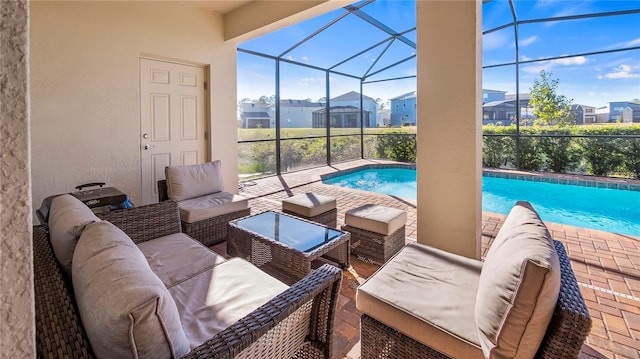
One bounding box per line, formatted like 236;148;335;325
529;70;575;127
257;95;275;104
375;98;385;110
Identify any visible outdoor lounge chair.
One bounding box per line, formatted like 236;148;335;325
357;202;592;359
158;160;251;246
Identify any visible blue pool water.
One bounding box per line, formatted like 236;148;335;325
323;168;640;237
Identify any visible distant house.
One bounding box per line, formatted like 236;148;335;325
239;102;273;128
377;109;391;127
312;106;371;128
596;102;640;123
482;93;531;125
482;89;507;104
390;91;417;126
330;91;377;127
280;99;324;128
571;104;597;125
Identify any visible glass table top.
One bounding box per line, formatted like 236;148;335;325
233;211;345;252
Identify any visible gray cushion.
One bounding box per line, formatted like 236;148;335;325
137;232;227;288
177;191;249;223
48;194;100;275
73;221;190;359
476;201;561;359
344;204;407;235
165;160;224;202
168;258;288;348
282;192;336;217
357;243;484;359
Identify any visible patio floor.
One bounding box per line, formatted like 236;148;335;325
215;159;640;359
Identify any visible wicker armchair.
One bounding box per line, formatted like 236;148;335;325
359;240;591;359
34;200;343;359
158;179;250;246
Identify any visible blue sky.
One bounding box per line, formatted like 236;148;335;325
238;0;640;108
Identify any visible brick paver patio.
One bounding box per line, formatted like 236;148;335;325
222;159;640;359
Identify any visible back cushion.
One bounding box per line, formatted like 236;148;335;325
165;160;224;202
48;194;100;275
72;221;190;359
475;201;561;359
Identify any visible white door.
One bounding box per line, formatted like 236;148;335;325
140;58;207;204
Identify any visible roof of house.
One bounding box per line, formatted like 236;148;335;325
313;105;370;113
389;91;416;101
241;111;270;119
280;99;323;107
330;91;375;102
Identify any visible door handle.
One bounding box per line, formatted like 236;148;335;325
143;144;155;150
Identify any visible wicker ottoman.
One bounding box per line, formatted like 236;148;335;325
342;204;407;265
282;192;337;228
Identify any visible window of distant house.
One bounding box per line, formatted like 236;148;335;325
586;109;593;113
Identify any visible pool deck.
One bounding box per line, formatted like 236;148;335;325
222;159;640;359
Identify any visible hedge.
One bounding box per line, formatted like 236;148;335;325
238;125;640;179
482;124;640;178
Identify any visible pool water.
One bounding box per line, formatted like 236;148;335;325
323;168;640;237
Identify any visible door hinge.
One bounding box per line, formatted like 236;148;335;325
204;81;207;90
204;131;208;140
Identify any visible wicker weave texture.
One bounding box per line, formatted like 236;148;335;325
342;225;405;265
359;240;591;359
96;200;181;244
361;314;450;359
182;208;251;246
228;212;350;285
33;226;96;359
283;208;338;228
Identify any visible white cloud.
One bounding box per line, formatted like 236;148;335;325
601;64;640;79
483;31;509;51
287;55;294;61
550;56;587;65
520;36;538;47
520;55;532;62
301;56;308;61
587;91;596;97
521;56;588;74
627;38;640;46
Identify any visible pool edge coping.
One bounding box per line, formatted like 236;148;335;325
321;164;640;192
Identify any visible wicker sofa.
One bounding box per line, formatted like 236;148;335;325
34;196;343;359
357;201;592;359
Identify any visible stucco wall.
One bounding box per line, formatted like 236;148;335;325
30;1;239;211
0;0;35;357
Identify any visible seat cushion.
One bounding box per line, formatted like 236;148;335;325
165;160;224;202
178;191;249;223
344;204;406;235
282;192;336;218
357;243;484;359
48;194;100;275
476;201;561;359
73;221;190;359
169;258;289;348
137;233;227;288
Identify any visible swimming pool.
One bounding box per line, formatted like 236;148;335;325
322;167;640;237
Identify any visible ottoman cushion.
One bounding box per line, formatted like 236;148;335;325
345;204;406;235
282;192;336;218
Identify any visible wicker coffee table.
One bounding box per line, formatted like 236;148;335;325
228;211;350;284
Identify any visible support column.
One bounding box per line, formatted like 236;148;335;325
416;0;482;259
